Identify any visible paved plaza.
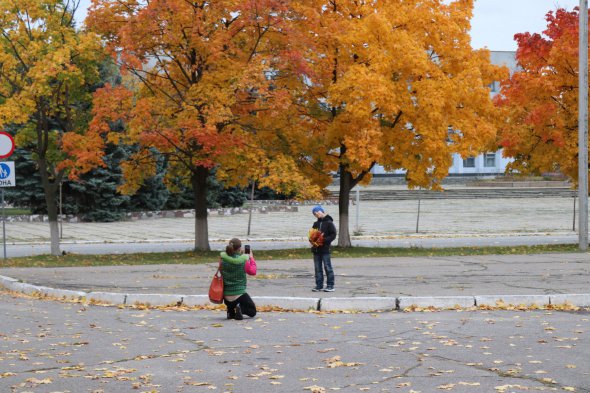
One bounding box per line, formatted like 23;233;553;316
1;188;589;311
1;252;589;304
2;293;588;393
1;190;590;392
1;194;581;246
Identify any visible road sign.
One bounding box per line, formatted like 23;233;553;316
0;161;15;187
0;132;15;159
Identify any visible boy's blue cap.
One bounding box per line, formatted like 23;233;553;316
312;205;325;214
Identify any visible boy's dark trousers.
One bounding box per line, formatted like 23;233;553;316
313;252;335;289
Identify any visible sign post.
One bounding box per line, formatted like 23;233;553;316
1;188;5;260
0;131;15;260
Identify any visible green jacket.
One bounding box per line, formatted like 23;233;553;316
220;252;249;296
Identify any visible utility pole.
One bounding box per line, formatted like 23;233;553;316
579;0;589;251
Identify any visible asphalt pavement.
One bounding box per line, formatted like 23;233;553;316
3;293;588;393
1;252;589;311
1;189;590;311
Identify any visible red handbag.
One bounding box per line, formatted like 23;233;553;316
208;259;224;304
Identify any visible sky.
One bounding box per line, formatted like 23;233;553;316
75;0;581;51
470;0;580;50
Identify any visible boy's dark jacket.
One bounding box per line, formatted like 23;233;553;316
311;214;337;254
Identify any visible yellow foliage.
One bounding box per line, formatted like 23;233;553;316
0;0;105;180
290;0;506;191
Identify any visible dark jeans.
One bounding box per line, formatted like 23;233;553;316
224;293;257;318
313;252;334;289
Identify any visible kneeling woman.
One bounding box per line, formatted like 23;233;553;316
220;238;257;320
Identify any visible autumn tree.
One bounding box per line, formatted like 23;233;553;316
287;0;506;246
495;8;584;183
77;0;320;251
0;0;104;255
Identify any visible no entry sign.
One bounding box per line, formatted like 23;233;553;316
0;132;14;159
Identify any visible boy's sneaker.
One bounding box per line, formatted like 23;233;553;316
323;287;335;292
234;304;244;320
312;287;323;292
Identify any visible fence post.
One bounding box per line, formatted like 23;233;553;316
416;192;421;233
355;188;360;233
572;196;576;232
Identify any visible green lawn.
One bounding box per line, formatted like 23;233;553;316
0;243;579;268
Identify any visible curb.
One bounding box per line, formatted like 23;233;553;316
1;275;589;311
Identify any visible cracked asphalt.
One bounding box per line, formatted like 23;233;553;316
2;187;590;391
0;291;588;392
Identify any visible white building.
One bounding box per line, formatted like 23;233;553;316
372;51;516;178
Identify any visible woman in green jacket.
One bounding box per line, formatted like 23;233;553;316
220;238;257;320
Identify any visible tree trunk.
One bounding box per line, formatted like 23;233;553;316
49;220;60;255
37;158;61;256
337;169;353;247
192;166;210;251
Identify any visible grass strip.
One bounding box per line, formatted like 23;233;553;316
0;243;579;268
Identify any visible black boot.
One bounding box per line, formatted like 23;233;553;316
225;300;237;319
234;304;243;320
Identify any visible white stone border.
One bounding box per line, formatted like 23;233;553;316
475;295;550;307
2;275;589;311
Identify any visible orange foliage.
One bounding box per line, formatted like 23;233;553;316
284;0;506;192
75;0;319;199
72;0;327;249
61;84;134;178
274;0;506;245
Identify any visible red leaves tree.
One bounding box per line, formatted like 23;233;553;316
495;8;584;183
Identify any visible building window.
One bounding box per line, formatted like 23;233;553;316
463;157;475;168
484;153;496;167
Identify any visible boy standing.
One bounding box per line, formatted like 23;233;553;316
309;205;337;292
